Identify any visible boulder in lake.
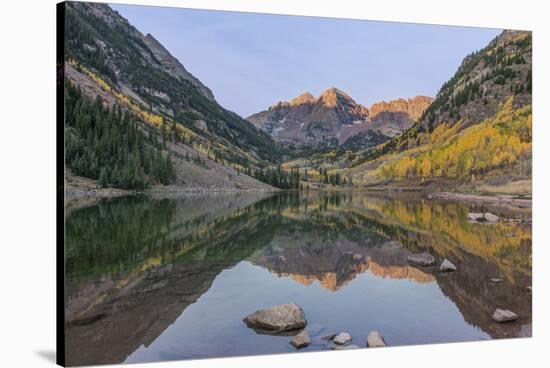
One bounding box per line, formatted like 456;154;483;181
366;331;387;347
407;252;435;266
492;308;517;322
244;303;306;331
290;330;310;349
333;332;352;345
440;259;457;272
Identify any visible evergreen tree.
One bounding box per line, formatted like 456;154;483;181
98;167;109;188
64;81;176;190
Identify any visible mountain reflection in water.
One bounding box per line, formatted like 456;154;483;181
64;191;532;366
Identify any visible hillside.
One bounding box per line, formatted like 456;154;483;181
347;99;531;189
342;30;532;193
419;30;531;130
359;30;532;164
63;77;275;193
62;2;286;192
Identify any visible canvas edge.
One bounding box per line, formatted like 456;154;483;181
56;1;66;367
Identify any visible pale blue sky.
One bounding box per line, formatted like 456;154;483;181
111;3;501;117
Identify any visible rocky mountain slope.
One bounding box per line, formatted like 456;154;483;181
62;2;282;191
342;96;433;150
371;96;433;122
141;33;216;102
248;88;369;148
65;2;280;161
419;30;531;131
248;88;432;151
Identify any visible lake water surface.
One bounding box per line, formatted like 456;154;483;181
64;191;532;366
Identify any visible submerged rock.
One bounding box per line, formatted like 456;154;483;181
244;303;306;331
407;253;435;266
333;332;352;345
321;333;337;341
492;308;517;322
439;259;457;272
290;330;311;349
366;331;387;347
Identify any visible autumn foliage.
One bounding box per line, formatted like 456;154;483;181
380;99;531;182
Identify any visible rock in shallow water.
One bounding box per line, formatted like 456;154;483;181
290;330;310;349
333;332;352;345
492;308;517;322
321;333;337;341
244;303;306;331
440;259;457;272
366;331;387;347
407;253;435;266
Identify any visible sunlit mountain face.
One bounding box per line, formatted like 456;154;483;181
64;191;531;365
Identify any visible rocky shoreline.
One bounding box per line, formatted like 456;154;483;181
429;192;531;209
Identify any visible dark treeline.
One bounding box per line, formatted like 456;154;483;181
318;167;346;186
253;166;300;189
65;82;176;190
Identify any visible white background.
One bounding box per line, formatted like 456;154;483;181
0;0;548;367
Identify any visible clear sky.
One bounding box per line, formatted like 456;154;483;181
111;3;501;118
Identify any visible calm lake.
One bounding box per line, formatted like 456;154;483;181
64;191;532;366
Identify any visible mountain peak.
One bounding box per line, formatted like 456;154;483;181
320;87;349;97
495;30;530;47
290;92;316;106
319;87;353;107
